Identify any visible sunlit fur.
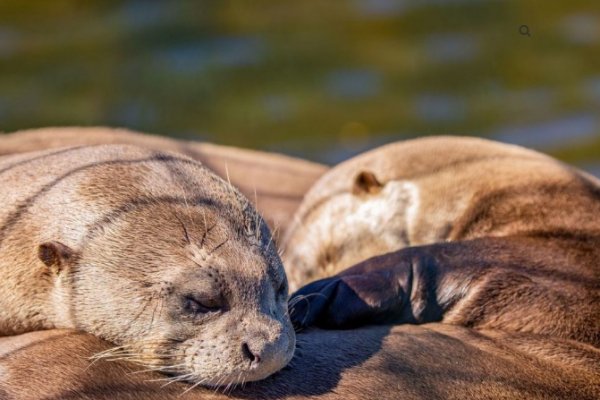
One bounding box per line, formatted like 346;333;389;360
0;126;327;235
281;136;600;290
0;144;295;386
282;136;600;347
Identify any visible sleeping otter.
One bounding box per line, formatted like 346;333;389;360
0;144;294;386
284;137;599;347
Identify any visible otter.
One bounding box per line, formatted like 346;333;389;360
1;326;599;399
0;144;295;386
284;137;600;346
0;136;598;399
0;127;328;234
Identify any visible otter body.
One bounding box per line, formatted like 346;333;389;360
1;326;599;399
0;134;598;398
0;127;328;233
0;144;294;385
285;137;600;346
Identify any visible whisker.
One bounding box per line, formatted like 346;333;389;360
180;377;207;397
266;223;279;252
225;163;232;187
201;220;217;249
214;375;227;394
149;294;161;329
159;374;195;388
209;235;229;255
126;294;156;335
201;208;208;243
127;363;187;375
288;292;328;308
174;212;192;244
253;188;260;242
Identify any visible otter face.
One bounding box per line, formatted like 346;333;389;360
282;171;419;291
43;202;294;387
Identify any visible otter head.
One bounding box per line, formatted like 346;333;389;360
38;194;294;386
282;170;419;291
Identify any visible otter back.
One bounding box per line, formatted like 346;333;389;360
0;127;328;234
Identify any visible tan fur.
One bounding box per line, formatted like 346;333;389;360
283;136;599;346
0;135;598;398
0;127;328;234
283;136;599;285
0;144;294;385
0;327;598;399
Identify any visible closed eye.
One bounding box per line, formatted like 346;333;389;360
183;296;221;315
276;280;288;299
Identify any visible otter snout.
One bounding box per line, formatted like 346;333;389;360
239;316;295;380
180;309;295;386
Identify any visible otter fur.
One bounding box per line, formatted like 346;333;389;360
0;144;295;385
284;137;600;347
0;127;328;234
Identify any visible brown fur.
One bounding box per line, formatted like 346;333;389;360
284;136;599;346
0;127;328;233
0;144;294;385
0;135;598;398
283;136;599;283
1;326;599;399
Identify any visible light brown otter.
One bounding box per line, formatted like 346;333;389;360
1;326;599;399
0;144;295;385
0;127;328;234
0;136;598;399
284;136;600;346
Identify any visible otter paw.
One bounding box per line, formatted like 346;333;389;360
289;270;405;329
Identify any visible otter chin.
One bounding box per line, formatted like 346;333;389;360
0;144;295;386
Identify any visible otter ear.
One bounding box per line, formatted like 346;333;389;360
352;171;383;195
38;241;77;275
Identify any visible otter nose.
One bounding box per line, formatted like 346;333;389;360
241;342;261;365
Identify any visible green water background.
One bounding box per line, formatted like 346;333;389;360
0;1;598;174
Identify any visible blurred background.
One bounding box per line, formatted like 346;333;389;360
0;0;598;174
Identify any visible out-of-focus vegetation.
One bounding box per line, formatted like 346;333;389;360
0;0;598;173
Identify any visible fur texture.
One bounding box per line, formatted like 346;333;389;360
1;326;599;399
0;127;327;234
285;137;599;342
0;144;295;385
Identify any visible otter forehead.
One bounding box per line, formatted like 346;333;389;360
69;145;270;247
80;200;284;292
76;148;238;209
183;241;283;306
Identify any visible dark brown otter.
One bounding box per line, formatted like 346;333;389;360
285;137;600;347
